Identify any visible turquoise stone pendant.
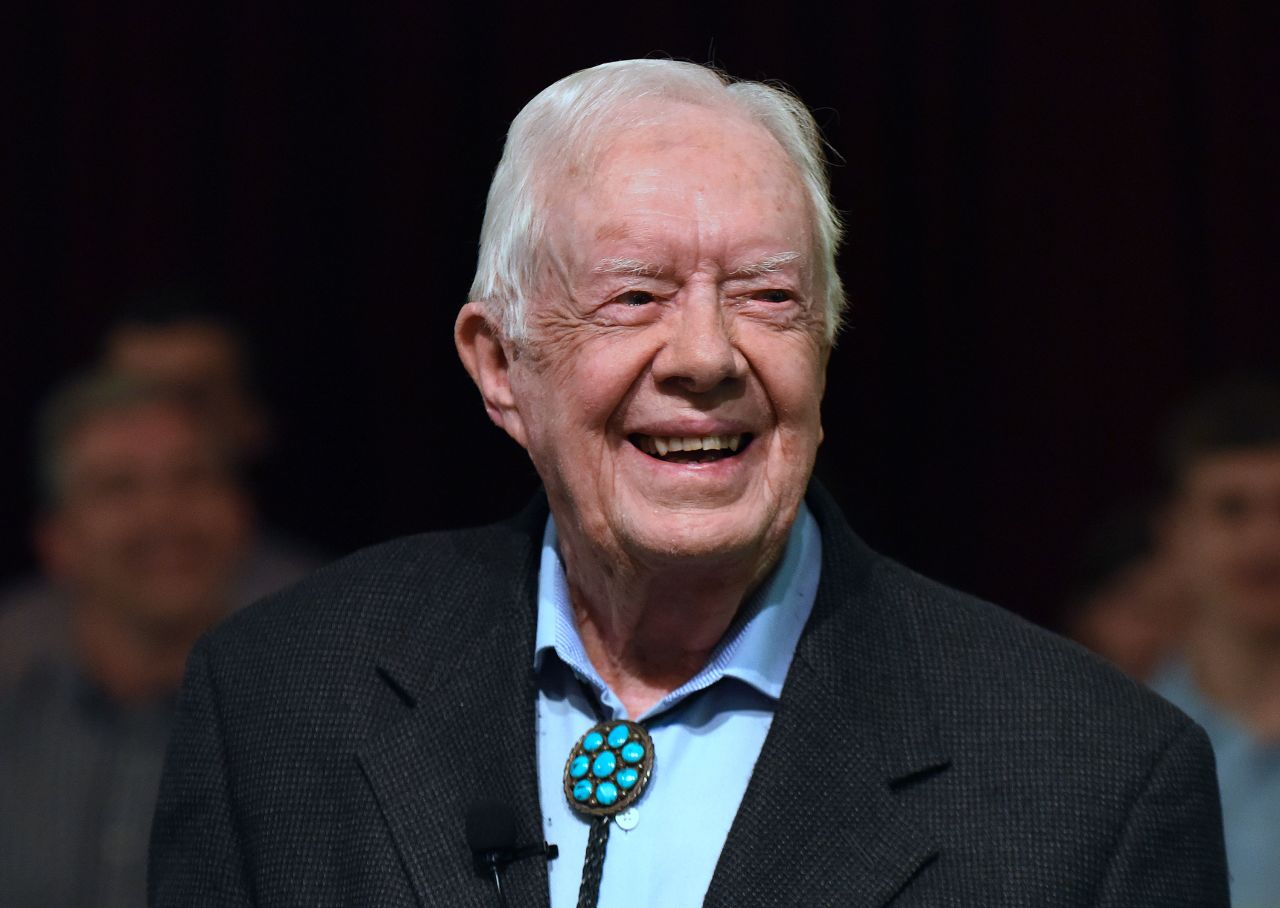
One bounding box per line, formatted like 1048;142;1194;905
562;719;654;817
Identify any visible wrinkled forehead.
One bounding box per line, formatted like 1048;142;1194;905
536;102;813;272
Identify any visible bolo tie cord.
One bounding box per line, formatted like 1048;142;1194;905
575;815;612;908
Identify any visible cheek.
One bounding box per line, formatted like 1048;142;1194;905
525;333;657;428
511;361;612;480
192;494;247;544
65;523;130;579
759;346;826;432
78;507;140;551
1194;529;1243;582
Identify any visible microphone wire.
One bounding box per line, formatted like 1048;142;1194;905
489;863;510;908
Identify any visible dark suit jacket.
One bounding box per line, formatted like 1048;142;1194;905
150;486;1229;906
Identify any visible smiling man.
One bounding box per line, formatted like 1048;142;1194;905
150;61;1228;906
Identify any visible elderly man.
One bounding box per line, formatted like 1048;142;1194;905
150;61;1227;906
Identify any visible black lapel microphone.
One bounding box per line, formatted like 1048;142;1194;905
466;799;559;907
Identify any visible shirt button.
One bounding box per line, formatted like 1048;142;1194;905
615;807;640;831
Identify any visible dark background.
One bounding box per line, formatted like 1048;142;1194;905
3;2;1278;628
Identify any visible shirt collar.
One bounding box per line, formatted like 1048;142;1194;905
533;503;822;720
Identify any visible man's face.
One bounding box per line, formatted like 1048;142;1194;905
40;402;250;631
498;104;827;574
1071;554;1194;680
1170;447;1280;633
106;324;265;458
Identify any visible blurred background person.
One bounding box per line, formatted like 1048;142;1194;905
101;292;323;602
1063;502;1195;680
0;373;251;906
1149;378;1280;908
103;294;271;466
0;294;322;625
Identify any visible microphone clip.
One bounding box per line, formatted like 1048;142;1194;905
472;839;559;874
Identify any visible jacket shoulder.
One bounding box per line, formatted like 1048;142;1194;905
200;508;542;677
880;555;1191;738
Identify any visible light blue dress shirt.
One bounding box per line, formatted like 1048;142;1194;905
533;504;822;907
1151;660;1280;908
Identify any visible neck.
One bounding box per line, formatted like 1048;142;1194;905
560;534;784;719
1187;613;1280;741
73;599;222;705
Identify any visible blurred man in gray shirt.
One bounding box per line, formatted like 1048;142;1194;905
0;373;250;907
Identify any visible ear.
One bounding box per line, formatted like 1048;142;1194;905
454;302;529;449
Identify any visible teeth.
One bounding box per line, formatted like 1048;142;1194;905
637;434;744;456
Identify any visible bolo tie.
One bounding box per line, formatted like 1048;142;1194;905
561;718;655;908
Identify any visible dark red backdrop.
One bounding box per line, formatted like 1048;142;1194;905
4;2;1278;627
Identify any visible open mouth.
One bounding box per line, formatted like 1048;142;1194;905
629;433;753;464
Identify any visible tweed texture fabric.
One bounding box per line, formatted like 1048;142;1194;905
150;485;1228;906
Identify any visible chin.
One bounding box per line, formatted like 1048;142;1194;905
130;583;225;627
619;500;794;570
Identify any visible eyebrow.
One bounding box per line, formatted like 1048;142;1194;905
592;258;665;278
727;251;802;279
590;251;803;280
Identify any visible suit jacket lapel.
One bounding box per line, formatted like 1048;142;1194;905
705;485;950;907
357;505;551;907
351;486;946;906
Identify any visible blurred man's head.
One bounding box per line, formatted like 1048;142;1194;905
1163;380;1280;636
36;372;251;636
1065;504;1193;679
103;298;268;463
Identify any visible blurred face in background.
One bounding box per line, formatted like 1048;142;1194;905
106;323;268;461
1069;553;1194;680
1169;447;1280;636
39;401;251;634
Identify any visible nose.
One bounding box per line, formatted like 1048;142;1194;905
652;286;746;394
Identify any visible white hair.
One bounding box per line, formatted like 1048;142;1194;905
469;59;846;343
